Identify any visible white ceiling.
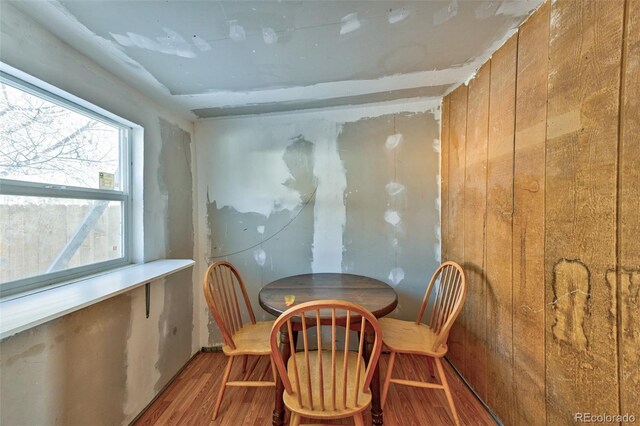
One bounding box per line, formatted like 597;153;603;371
10;0;542;119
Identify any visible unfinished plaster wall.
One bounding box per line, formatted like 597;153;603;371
441;1;639;424
0;3;197;425
194;101;441;346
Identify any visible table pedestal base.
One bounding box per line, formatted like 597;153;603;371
366;330;384;426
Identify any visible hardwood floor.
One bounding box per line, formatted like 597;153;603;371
134;351;496;426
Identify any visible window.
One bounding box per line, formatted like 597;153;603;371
0;70;132;297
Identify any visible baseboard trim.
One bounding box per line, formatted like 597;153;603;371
444;357;504;426
201;345;223;353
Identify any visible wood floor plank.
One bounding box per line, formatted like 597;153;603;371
135;401;172;426
134;352;496;426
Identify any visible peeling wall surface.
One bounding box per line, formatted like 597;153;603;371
195;101;441;346
0;3;197;425
1;295;131;425
6;0;541;117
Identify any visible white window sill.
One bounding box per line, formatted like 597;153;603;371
0;259;195;340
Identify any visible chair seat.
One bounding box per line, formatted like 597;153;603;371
379;318;447;357
222;320;274;356
284;350;372;419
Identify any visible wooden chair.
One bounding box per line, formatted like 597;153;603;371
380;261;467;425
203;260;276;420
270;300;383;426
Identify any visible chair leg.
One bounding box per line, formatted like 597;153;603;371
242;354;248;373
381;351;396;408
289;412;301;426
212;355;235;420
435;358;460;426
426;357;436;378
353;412;365;426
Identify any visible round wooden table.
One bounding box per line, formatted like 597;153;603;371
259;273;398;426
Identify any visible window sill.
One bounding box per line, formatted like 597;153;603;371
0;259;195;340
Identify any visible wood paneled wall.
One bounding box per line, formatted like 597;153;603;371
440;1;639;424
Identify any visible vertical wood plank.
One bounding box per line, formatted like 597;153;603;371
441;97;451;263
512;3;549;425
445;86;468;374
486;34;517;426
619;0;640;417
545;0;624;422
464;63;490;400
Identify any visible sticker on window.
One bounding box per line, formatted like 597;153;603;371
99;172;114;190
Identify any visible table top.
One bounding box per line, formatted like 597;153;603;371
259;273;397;318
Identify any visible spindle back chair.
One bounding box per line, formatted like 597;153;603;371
379;261;466;425
203;261;276;420
416;261;467;352
204;260;255;349
270;300;383;426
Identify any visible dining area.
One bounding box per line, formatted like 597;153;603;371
2;1;638;425
179;83;459;424
134;261;493;426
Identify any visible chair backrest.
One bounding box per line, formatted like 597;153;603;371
416;261;467;351
203;260;256;350
270;300;382;413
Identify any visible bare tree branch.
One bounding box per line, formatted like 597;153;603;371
0;82;119;186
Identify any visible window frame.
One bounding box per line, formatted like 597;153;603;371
0;69;134;298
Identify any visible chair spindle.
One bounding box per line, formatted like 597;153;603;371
331;308;337;411
316;309;325;411
342;310;351;408
301;314;313;409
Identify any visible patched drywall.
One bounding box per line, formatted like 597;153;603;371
54;0;540;94
195;100;441;345
201;127;318;342
158;118;194;259
155;119;194;391
0;3;197;425
155;269;193;391
9;0;541;117
191;85;450;118
0;294;131;425
340;112;440;318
